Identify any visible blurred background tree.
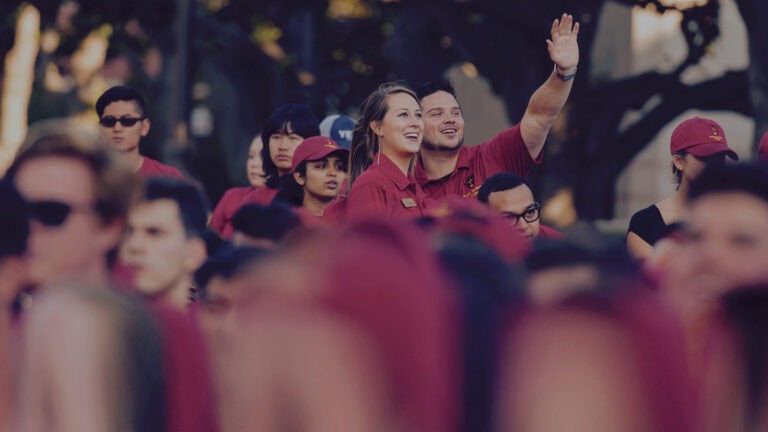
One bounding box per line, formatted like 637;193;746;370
0;0;763;222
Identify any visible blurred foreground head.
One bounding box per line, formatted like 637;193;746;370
7;120;134;287
212;219;460;432
12;284;164;432
685;163;768;296
495;291;696;432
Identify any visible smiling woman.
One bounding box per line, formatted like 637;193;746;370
343;82;433;222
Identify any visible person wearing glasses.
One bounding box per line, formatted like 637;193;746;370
7;122;135;288
96;86;185;178
477;172;562;239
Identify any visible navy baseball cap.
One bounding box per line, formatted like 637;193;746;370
319;114;356;149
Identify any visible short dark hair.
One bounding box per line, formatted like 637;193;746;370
477;172;532;203
136;177;209;238
260;104;320;188
415;78;457;101
0;179;29;259
96;86;148;118
195;245;269;300
689;162;768;203
231;203;302;242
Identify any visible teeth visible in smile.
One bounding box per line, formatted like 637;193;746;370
442;128;457;134
405;132;419;139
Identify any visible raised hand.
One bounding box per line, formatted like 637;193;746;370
546;13;580;74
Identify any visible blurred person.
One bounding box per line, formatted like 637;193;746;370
414;14;579;200
627;117;738;261
524;239;602;306
213;220;460;432
7;122;135;288
96;85;184;178
494;292;696;432
195;245;269;336
477;172;562;239
0;180;29;313
12;285;165;432
319;113;356;149
229;203;303;248
211;104;319;238
209;135;266;236
0;180;29;430
433;233;524;432
346;82;431;221
759;130;768;163
119;177;209;310
701;286;768;432
272;136;349;224
684;162;768;297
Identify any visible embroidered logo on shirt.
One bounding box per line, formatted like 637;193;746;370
401;198;417;208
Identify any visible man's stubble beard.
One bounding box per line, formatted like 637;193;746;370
420;135;464;153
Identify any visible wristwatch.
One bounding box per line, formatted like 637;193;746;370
555;65;577;81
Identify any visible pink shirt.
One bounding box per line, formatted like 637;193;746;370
137;156;185;178
414;124;541;200
347;153;433;222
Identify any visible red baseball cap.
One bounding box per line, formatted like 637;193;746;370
291;136;349;173
670;117;738;161
758;131;768;163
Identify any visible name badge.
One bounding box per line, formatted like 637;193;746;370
401;198;417;208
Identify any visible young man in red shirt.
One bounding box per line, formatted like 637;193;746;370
415;13;579;200
119;177;208;310
96;86;184;178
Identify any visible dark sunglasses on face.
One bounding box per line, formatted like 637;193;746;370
99;116;145;128
27;200;94;227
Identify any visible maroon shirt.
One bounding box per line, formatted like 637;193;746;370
347;153;433;222
210;186;278;239
414;124;542;200
538;224;564;239
137;156;185;178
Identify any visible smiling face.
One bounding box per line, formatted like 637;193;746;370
419;90;465;152
268;124;305;175
98;100;150;155
371;92;423;161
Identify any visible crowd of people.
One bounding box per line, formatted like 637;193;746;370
2;12;768;432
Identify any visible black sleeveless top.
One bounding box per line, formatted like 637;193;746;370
627;204;668;246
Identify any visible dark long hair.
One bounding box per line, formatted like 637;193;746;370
348;82;418;189
260;104;319;189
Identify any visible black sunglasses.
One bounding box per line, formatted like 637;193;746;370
27;200;94;227
99;116;145;128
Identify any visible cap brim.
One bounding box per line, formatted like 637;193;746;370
686;142;739;161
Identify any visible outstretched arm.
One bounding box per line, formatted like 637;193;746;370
520;13;580;160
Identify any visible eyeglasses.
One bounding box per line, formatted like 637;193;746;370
502;203;541;225
27;200;95;227
98;116;145;128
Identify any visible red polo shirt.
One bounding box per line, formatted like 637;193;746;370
210;186;278;238
137;156;185;178
414;124;542;200
347;153;433;222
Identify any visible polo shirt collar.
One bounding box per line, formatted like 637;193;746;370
414;147;470;185
374;153;415;191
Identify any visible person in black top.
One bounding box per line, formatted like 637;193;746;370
627;117;738;261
